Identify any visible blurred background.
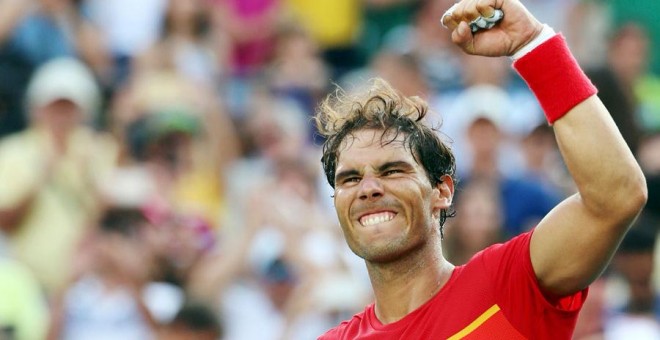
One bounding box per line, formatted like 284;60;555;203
0;0;658;339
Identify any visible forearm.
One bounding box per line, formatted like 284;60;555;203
0;158;57;232
553;96;646;220
512;31;647;222
75;21;112;79
0;191;38;233
519;32;647;294
45;301;65;340
187;228;254;299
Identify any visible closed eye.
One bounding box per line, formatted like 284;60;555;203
335;169;361;186
378;161;414;177
344;176;361;184
383;169;403;176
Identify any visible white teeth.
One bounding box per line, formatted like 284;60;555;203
360;212;395;226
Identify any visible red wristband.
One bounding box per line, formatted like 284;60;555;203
513;34;597;124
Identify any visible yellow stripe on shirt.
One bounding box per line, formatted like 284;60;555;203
447;304;501;340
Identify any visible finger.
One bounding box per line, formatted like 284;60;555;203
441;3;459;30
451;21;473;47
476;0;497;19
454;0;481;23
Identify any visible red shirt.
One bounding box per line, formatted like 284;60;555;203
319;231;587;339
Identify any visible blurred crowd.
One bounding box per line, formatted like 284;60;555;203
0;0;658;339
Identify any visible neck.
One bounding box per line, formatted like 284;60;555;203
367;240;453;324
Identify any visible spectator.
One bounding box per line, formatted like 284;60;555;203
136;0;224;87
159;301;223;340
586;23;650;154
111;67;240;230
0;257;49;340
189;110;369;338
604;217;660;339
520;124;573;197
370;51;430;100
0;0;109;137
82;0;168;88
360;0;421;62
454;85;561;237
380;0;465;92
605;0;660;76
284;0;364;78
210;0;281;77
0;58;118;295
444;178;504;265
268;23;329;128
47;207;158;340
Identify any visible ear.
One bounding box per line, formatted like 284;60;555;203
432;175;454;215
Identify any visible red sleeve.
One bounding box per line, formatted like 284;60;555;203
476;230;588;338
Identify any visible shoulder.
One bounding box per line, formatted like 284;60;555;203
465;230;545;302
0;130;40;161
318;308;370;340
466;231;534;274
0;130;34;148
444;234;535;296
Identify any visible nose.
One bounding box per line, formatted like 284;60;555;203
358;176;384;201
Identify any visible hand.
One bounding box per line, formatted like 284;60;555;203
442;0;543;57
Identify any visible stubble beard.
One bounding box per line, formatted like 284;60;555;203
350;230;427;265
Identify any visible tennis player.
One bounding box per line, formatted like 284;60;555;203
316;0;647;338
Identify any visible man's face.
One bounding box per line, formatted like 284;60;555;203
333;129;452;263
35;99;82;137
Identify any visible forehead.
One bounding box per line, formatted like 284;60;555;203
336;129;416;169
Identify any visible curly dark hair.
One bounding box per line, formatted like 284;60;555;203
315;78;457;234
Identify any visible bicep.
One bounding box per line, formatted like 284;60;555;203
529;194;634;296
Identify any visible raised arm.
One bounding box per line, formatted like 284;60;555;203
443;0;647;296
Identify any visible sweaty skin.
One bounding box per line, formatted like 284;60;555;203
333;129;454;323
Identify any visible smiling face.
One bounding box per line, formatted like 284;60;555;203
333;129;453;264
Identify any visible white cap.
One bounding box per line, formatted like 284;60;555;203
101;166;157;208
25;58;100;119
454;84;511;130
